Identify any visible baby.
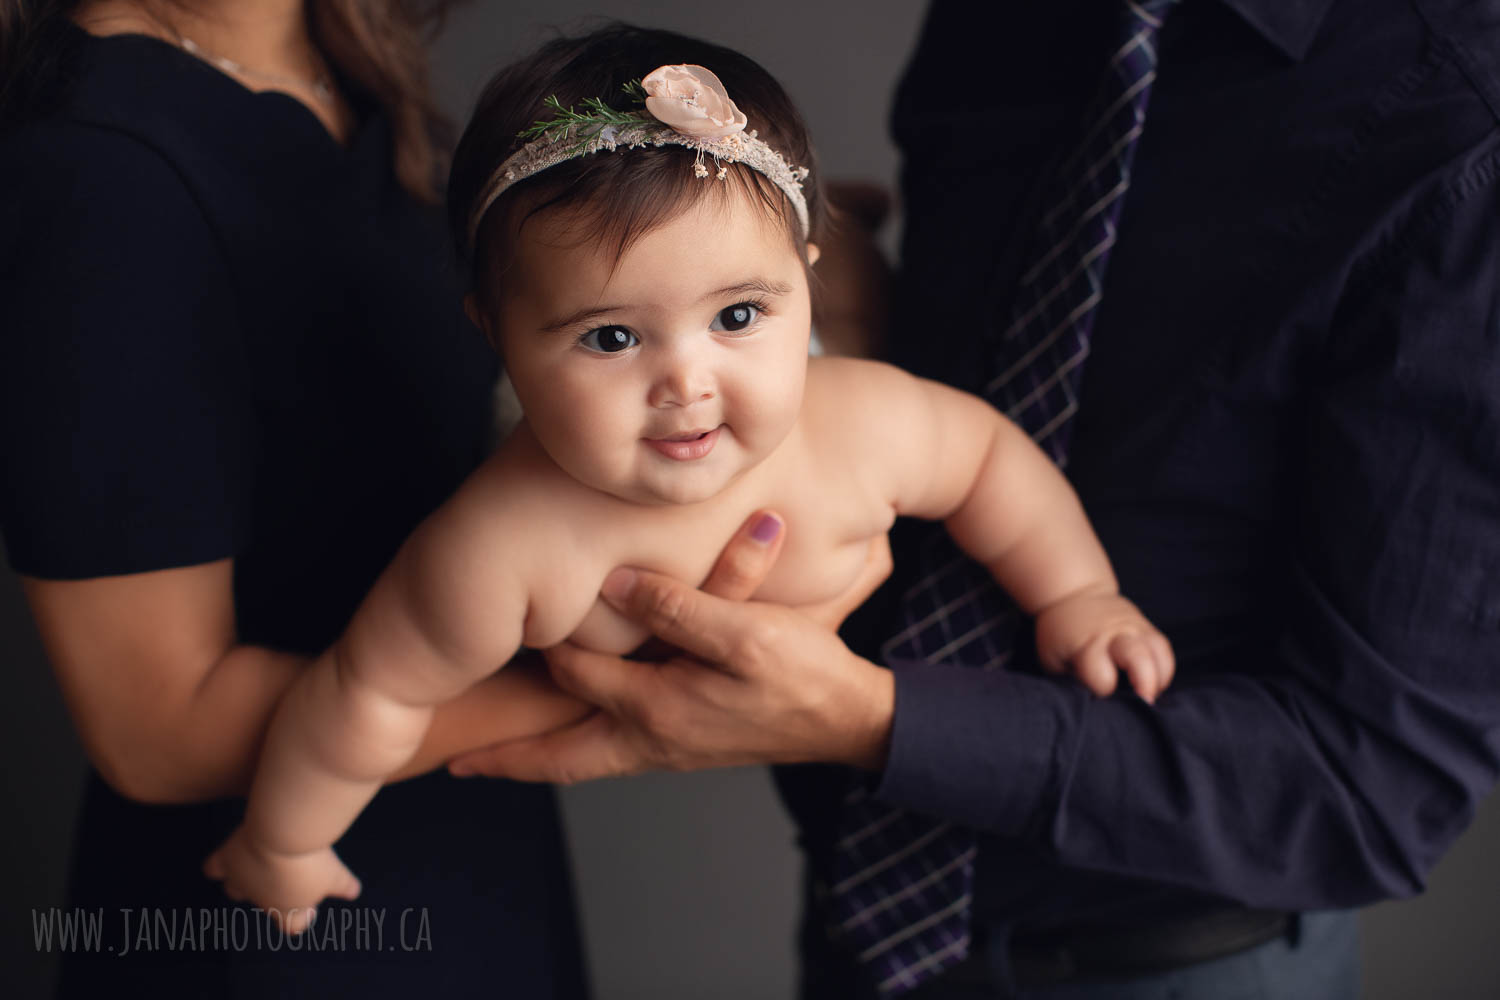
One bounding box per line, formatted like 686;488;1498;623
205;25;1173;929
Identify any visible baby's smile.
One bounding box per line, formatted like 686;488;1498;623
645;425;722;461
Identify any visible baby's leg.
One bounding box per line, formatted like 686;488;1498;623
247;578;514;853
206;569;519;924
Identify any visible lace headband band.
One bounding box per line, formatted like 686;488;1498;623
466;64;811;250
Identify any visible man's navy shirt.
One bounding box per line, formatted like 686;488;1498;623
780;0;1500;942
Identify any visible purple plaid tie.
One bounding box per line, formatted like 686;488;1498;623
828;2;1180;993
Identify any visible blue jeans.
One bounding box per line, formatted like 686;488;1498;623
910;911;1360;1000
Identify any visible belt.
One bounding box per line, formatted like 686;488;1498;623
943;907;1295;989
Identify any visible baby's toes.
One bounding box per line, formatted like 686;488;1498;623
284;906;317;936
334;872;362;901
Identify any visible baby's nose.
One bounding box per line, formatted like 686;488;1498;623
648;360;716;408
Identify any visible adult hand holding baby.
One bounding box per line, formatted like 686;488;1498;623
447;511;896;784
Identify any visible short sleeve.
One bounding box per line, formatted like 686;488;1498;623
0;122;257;578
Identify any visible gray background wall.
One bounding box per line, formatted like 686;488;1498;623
5;1;1500;996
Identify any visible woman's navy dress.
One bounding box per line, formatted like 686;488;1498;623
0;26;589;998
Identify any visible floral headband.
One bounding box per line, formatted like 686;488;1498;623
466;64;812;249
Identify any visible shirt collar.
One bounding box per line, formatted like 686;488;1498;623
1217;0;1339;61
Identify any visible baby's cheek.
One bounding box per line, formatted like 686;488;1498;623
738;389;800;450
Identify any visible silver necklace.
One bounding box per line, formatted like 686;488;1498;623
178;35;334;104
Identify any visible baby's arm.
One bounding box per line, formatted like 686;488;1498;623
204;461;578;929
812;358;1172;700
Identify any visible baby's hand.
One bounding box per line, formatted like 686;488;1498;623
1034;589;1175;702
203;826;361;934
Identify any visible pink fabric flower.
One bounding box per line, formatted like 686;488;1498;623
642;64;747;139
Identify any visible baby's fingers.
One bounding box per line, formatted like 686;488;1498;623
1109;632;1162;703
1148;631;1176;690
1072;638;1119;698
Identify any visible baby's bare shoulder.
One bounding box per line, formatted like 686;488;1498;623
788;358;924;504
801;356;928;447
411;428;611;589
399;426;641;650
804;355;914;394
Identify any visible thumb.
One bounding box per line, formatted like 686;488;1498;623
600;568;745;665
699;510;784;601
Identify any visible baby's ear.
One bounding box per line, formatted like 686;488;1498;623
463;293;485;333
464;293;503;352
805;242;821;266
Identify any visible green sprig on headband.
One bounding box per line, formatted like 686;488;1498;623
517;80;650;146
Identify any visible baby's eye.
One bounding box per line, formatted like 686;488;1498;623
710;302;761;333
579;325;638;353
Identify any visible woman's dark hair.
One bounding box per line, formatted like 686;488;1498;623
450;23;826;303
1;0;459;202
0;0;75;126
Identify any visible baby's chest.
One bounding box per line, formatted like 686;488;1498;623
558;485;895;655
753;498;893;607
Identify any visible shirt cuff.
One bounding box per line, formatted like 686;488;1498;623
873;657;1085;837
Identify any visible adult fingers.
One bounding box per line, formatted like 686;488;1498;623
699;510;785;602
803;533;893;630
541;641;659;717
448;711;640;785
598;567;749;666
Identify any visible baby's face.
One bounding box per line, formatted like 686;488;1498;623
491;192;813;505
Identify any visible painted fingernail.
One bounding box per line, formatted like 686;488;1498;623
601;568;638;605
751;513;782;543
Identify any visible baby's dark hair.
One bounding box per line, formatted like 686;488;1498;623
448;23;825;305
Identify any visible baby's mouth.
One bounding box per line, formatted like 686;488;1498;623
644;425;722;461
